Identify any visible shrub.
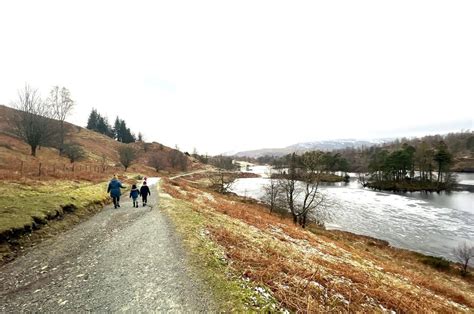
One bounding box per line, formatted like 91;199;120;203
421;255;450;270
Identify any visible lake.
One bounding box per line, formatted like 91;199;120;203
231;167;474;261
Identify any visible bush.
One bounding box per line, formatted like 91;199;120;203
63;143;86;163
421;256;450;270
117;146;137;170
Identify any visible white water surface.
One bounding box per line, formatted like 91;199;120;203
231;167;474;260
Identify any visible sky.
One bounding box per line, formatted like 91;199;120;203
0;0;473;155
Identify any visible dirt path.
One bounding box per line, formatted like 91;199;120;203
0;179;217;312
170;169;210;180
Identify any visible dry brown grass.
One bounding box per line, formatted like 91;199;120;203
0;105;198;182
162;178;474;313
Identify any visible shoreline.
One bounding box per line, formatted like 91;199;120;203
230;183;464;263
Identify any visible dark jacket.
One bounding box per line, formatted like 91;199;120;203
130;188;140;199
107;178;124;197
140;185;151;197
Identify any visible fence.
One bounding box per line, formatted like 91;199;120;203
0;159;121;181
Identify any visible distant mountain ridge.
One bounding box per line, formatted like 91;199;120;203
232;138;393;158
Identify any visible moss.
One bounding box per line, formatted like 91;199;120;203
0;180;109;237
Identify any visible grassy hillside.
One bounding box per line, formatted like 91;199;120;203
0;104;200;262
0;104;200;179
159;176;474;312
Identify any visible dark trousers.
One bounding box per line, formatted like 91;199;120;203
142;195;148;204
112;196;120;208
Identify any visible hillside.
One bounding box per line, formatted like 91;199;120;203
233;139;391;158
234;132;474;172
159;174;474;312
0;104;200;262
0;104;199;180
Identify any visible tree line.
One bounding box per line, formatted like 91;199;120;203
367;141;453;185
334;131;473;173
86;109;137;143
192;153;239;171
249;151;350;182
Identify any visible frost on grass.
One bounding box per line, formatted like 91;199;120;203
160;177;474;313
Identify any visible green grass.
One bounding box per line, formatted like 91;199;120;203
158;186;280;312
0;180;109;236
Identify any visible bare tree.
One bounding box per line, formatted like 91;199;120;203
149;153;165;172
278;152;325;228
209;170;236;194
453;242;474;276
118;146;137;170
169;149;188;171
48;86;74;155
63;143;86;163
261;178;282;213
10;84;55;156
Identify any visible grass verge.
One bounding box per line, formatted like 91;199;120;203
0;179;110;264
157;181;282;312
160;177;474;313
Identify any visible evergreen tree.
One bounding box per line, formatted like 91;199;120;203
119;120;127;142
96;115;109;135
434;141;453;183
113;117;121;141
122;128;136;143
86;109;99;130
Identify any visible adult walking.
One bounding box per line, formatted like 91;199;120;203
107;175;125;208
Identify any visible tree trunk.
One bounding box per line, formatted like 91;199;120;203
437;164;441;183
59;122;65;155
31;145;37;157
462;260;469;276
301;214;307;228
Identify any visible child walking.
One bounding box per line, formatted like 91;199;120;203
130;184;140;208
140;181;151;206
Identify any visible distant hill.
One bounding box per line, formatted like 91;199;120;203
233;139;392;158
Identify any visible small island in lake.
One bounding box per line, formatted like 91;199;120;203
360;141;456;192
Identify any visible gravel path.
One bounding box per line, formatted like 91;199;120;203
0;179;217;312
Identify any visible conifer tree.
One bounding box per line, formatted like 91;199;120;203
86;109;99;130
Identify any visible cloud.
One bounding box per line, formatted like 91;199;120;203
0;1;472;155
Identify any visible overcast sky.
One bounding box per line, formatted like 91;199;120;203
0;1;472;155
